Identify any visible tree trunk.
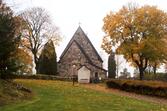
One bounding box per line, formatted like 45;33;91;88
153;67;156;75
148;65;151;74
33;54;39;74
131;54;148;80
153;64;157;75
139;68;144;80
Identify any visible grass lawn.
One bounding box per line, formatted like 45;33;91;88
0;79;167;111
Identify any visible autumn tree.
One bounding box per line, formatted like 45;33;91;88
20;7;61;73
147;37;167;75
101;29;122;78
165;64;167;74
14;48;33;74
102;4;167;80
108;51;116;78
148;61;160;74
0;1;22;79
38;40;57;75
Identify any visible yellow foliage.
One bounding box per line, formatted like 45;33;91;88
14;48;33;73
102;4;167;66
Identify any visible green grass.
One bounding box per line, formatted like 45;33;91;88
0;79;167;111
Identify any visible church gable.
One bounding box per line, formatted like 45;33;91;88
58;26;107;79
60;40;88;64
60;26;103;65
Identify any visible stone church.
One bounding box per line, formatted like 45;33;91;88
58;26;107;83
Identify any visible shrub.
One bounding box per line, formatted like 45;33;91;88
13;74;75;82
144;73;167;81
106;79;167;98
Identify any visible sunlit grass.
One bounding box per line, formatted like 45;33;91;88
0;79;167;111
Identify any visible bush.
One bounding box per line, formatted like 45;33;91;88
106;79;167;98
13;74;75;81
144;73;167;81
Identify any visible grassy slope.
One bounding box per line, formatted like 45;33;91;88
0;79;167;111
0;79;32;106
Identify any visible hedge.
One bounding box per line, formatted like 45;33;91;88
13;75;104;83
12;74;77;81
106;79;167;98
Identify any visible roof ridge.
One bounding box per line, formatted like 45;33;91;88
79;27;103;62
59;27;81;59
59;26;103;62
59;40;106;71
74;40;107;71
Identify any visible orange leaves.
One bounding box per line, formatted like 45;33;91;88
101;36;112;54
21;38;31;48
102;4;167;58
14;48;33;73
102;3;167;76
16;48;32;64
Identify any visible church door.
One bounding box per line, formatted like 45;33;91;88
78;66;90;83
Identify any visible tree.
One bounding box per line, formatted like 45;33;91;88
165;64;167;74
108;51;116;78
148;61;161;75
0;1;22;79
14;48;33;74
20;7;61;73
38;40;57;75
102;4;167;80
119;68;130;79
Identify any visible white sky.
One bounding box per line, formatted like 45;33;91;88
5;0;167;75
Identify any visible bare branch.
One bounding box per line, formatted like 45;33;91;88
19;7;61;73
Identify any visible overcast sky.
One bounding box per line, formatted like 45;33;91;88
5;0;167;74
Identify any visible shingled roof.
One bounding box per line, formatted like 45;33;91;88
59;26;103;62
61;40;107;71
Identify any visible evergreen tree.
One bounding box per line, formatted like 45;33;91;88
108;51;116;78
20;7;61;73
38;40;57;75
0;1;21;79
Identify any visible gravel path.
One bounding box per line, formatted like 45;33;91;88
82;84;167;105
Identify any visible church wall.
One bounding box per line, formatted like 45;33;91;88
58;41;106;79
59;42;88;77
58;27;107;80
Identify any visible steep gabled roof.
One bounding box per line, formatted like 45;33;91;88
59;40;106;71
59;26;103;62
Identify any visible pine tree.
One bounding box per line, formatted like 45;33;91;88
0;1;21;79
38;41;57;75
108;51;116;78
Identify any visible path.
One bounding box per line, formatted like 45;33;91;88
82;84;167;105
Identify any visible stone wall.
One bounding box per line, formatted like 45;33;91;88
58;27;107;79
